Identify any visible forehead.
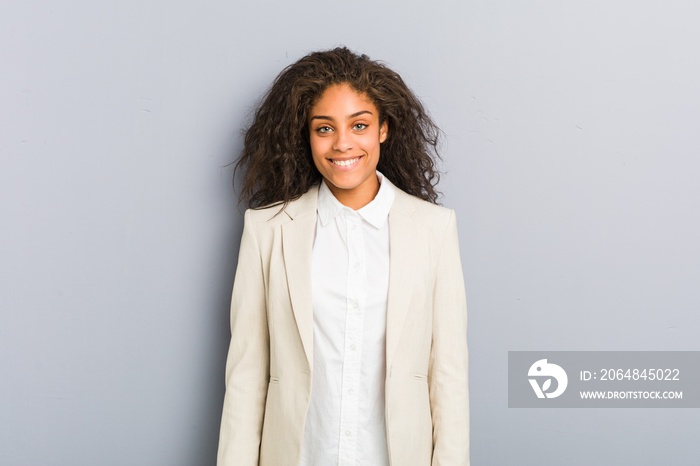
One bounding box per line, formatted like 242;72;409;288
310;83;377;116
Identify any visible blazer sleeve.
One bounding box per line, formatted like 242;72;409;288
429;209;470;465
217;209;270;466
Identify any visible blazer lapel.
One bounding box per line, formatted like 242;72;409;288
386;189;418;369
281;188;319;370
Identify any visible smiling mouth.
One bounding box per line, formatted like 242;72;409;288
330;156;362;167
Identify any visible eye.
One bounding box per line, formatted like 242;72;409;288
316;125;333;134
353;123;368;131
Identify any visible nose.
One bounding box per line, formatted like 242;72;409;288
332;129;353;152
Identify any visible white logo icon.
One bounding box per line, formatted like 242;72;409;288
528;359;568;399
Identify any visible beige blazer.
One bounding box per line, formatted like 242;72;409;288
217;182;469;466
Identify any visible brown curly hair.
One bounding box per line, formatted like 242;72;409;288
235;47;442;208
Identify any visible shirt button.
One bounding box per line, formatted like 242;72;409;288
345;430;352;436
348;389;354;395
350;344;357;351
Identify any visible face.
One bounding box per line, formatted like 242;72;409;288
308;83;388;209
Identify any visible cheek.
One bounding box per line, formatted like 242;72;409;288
309;139;326;170
309;135;327;157
362;135;382;155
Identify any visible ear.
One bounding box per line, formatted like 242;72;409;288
379;121;389;143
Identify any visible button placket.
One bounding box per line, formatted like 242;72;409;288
337;213;366;466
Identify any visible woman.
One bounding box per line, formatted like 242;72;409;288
218;47;469;466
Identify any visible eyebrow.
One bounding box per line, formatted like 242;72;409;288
309;110;373;122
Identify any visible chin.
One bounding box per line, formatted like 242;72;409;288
327;171;371;187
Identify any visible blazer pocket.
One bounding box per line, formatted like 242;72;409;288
269;376;279;384
412;373;428;382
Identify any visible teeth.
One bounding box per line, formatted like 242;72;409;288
331;157;360;167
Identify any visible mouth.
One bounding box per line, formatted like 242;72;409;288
328;156;362;167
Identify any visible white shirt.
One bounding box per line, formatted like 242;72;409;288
300;172;395;466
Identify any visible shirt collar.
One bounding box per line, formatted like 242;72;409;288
317;171;396;229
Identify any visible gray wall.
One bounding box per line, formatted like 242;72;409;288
2;1;698;465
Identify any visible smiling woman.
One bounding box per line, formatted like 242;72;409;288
233;47;443;210
218;47;470;466
309;83;388;209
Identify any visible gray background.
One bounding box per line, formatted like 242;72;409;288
2;1;698;465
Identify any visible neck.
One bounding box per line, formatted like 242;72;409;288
325;175;380;210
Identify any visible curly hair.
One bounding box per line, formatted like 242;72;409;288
235;47;442;208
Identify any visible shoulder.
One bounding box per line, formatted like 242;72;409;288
390;186;461;268
392;185;456;232
243;184;319;228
